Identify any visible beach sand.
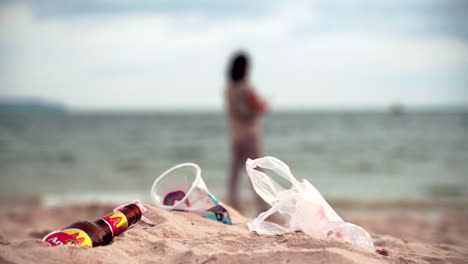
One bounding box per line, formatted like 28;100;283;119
0;203;467;264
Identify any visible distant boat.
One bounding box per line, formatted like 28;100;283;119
0;98;66;113
389;103;404;115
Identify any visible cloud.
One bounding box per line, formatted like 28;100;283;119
0;1;467;109
1;0;278;18
4;0;467;39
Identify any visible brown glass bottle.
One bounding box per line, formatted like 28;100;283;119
43;204;142;248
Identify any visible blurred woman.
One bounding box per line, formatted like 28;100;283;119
224;51;268;212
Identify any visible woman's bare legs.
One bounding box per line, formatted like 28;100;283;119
228;134;269;214
249;140;269;214
228;142;243;211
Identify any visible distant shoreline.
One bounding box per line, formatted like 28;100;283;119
0;98;66;113
61;106;468;115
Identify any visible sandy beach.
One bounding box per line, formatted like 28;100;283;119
0;203;466;264
1;112;466;263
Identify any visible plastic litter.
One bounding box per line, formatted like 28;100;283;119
246;156;374;251
150;163;232;225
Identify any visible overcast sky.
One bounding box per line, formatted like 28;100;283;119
1;0;467;110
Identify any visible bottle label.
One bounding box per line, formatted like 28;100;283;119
43;228;92;247
101;211;128;237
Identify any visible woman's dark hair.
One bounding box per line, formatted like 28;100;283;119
228;52;249;82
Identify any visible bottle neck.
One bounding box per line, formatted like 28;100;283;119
119;204;142;227
99;203;142;238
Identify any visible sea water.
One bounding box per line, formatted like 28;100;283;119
0;111;467;206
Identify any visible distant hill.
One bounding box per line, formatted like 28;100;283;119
0;98;66;113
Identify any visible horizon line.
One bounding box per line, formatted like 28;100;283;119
67;104;468;113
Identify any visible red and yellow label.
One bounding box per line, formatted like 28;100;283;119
43;228;92;247
101;211;128;237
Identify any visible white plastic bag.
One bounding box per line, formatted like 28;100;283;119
246;156;374;251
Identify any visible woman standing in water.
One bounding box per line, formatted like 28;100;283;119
225;51;268;212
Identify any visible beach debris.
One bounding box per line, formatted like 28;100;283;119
43;201;146;247
376;248;389;256
246;156;375;252
150;163;232;225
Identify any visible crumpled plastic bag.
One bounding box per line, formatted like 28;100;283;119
246;156;374;251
